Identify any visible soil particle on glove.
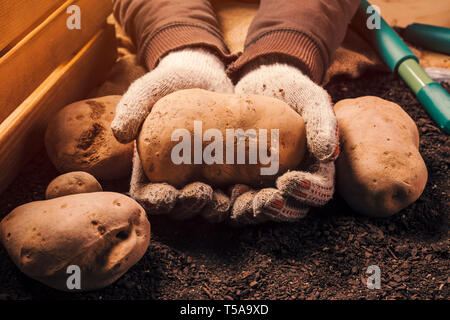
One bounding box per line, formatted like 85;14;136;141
0;71;448;300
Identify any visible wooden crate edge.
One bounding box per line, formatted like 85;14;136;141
0;25;117;196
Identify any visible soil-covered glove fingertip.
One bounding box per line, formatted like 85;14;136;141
201;190;231;223
171;182;213;220
229;191;257;226
132;183;179;215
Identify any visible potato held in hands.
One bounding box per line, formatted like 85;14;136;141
335;96;428;217
0;192;150;291
137;89;307;188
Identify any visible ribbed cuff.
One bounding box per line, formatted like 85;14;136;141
227;30;327;84
141;24;235;70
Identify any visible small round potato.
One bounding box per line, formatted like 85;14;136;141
45;96;133;181
335;96;428;217
45;171;103;199
0;192;150;291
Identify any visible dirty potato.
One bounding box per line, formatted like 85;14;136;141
45;96;133;180
335;96;428;217
137;89;307;188
45;171;103;199
0;192;150;291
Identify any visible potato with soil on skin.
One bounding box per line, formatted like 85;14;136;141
45;96;133;181
45;171;103;199
0;192;150;291
137;89;307;188
335;96;428;217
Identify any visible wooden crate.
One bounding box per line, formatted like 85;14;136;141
0;0;113;123
0;0;67;53
0;1;117;193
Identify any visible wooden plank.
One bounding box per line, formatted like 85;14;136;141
371;0;450;28
0;25;117;194
0;0;66;53
0;0;113;123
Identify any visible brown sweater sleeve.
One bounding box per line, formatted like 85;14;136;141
228;0;361;84
112;0;233;70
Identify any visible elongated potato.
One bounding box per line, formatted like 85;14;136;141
137;89;306;188
0;192;150;291
335;96;428;217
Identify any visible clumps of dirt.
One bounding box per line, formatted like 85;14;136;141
74;103;108;162
0;70;448;300
76;123;105;151
75;101;107;162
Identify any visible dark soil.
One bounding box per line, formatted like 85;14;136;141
0;70;448;300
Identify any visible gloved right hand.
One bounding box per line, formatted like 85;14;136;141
111;48;234;218
111;48;233;143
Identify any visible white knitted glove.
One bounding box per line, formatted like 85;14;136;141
111;48;233;143
112;48;234;218
231;63;339;224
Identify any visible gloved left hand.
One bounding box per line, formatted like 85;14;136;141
230;62;339;224
111;48;235;219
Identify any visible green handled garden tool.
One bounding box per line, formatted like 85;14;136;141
353;0;450;134
395;23;450;56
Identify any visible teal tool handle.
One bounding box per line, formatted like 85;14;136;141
353;0;418;72
353;0;450;134
398;59;450;133
417;83;450;133
404;23;450;55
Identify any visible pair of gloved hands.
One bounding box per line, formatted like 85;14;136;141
111;48;339;225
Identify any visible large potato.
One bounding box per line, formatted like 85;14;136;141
335;96;428;217
137;89;306;188
45;171;102;199
45;96;133;180
0;192;150;291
